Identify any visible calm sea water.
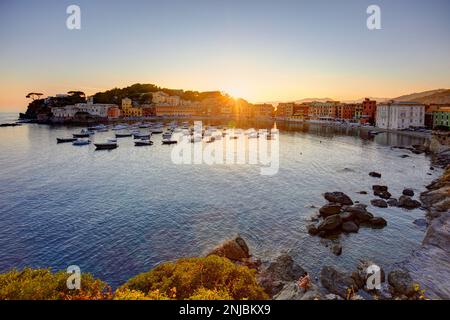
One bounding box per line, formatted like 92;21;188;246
0;112;441;288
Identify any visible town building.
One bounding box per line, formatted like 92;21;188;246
336;104;356;120
375;101;425;130
291;104;310;120
308;101;339;120
276;103;295;118
121;98;143;117
432;105;450;129
155;104;202;117
152;91;181;106
51;97;118;121
107;106;121;119
361;98;377;125
252;104;274;118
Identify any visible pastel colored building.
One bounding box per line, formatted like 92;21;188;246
376;101;425;130
432;105;450;129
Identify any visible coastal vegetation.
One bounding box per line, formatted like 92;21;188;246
0;255;267;300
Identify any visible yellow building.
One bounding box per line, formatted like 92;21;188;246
121;98;143;117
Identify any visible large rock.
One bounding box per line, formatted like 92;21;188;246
387;198;399;207
323;192;353;205
342;221;359;233
372;185;391;199
319;203;342;217
388;270;416;297
317;214;342;232
398;195;421;209
403;188;415;196
339;211;355;222
369;171;382;178
353;209;374;222
372;185;388;192
208;236;250;261
320;266;358;298
307;224;319;235
345;204;368;215
370;217;387;228
371;199;388;208
258;254;306;297
273;282;321;300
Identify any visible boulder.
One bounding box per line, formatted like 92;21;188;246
342;221;359;233
369;171;382;178
369;217;387;228
345;204;368;214
339;211;355;222
398;195;421;209
273;282;321;300
258;253;306;297
323;192;353;205
319;203;342;217
372;185;388;192
307;224;319;236
371;199;388;208
353;260;385;291
357;191;368;194
388;270;416;297
372;185;391;199
387;198;399;207
317;214;342;231
208;236;250;261
354;209;374;221
403;188;415;197
320;266;358;298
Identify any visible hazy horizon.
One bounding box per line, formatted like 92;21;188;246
1;0;450;112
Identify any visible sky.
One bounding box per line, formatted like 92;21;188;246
0;0;449;112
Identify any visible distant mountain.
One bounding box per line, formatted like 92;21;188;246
294;98;335;104
393;89;449;103
342;97;391;103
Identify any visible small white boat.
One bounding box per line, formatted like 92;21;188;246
135;139;153;146
73;129;92;138
73;139;91;146
162;131;172;139
95;142;118;150
107;138;117;143
112;124;128;131
162;139;177;145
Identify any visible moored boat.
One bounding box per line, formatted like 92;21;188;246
135;140;153;146
57;138;77;143
115;131;132;138
162;139;177;145
94;142;118;150
72;139;91;146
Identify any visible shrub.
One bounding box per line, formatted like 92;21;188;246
119;255;268;300
0;268;111;300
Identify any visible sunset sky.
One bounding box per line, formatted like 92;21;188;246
1;0;449;111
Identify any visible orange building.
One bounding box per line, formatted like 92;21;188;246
276;103;295;118
107;106;121;119
253;104;274;117
361;98;377;125
155;104;203;117
336;104;356;120
292;104;310;120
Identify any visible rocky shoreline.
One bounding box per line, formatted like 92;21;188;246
206;134;449;300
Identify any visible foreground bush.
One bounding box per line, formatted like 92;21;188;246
118;255;268;300
0;268;111;300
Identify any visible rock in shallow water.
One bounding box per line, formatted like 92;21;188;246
317;214;342;231
398;195;421;209
323;192;353;205
388;270;416;297
371;199;388;208
319;203;342;217
320;266;358;298
342;221;359;233
258;253;306;297
207;235;250;261
403;188;415;196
